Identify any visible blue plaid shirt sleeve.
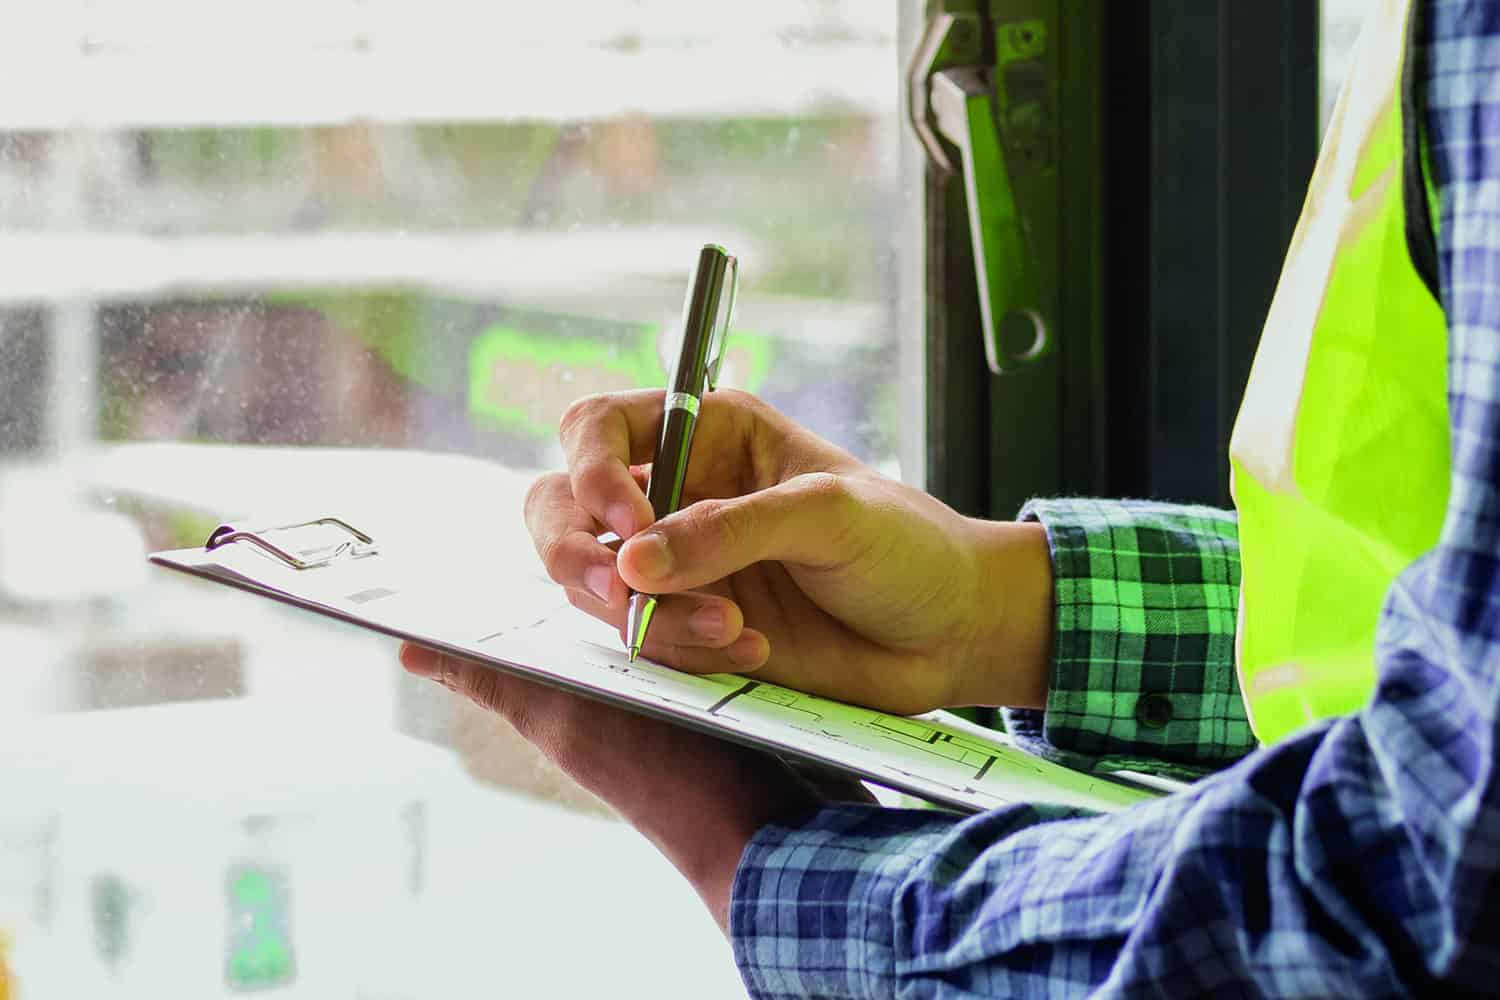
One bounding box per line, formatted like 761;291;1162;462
728;3;1500;995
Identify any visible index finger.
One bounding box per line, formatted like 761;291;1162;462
558;390;666;539
523;472;626;606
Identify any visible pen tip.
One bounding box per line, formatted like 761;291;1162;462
628;646;640;663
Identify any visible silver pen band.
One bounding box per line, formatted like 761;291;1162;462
664;391;700;417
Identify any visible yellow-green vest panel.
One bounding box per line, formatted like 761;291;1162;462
1228;0;1449;745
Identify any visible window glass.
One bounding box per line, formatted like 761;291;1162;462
0;3;911;995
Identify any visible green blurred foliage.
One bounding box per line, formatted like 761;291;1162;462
147;127;299;182
136;115;889;299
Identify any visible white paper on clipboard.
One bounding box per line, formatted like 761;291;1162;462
150;517;1180;814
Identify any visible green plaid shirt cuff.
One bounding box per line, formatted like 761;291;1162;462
1000;498;1255;780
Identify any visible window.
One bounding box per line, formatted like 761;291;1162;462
0;3;914;995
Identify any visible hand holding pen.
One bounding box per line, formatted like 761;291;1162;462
522;246;1054;714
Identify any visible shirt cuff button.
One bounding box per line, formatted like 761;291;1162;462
1136;693;1174;730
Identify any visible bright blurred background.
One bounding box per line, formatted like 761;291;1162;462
0;4;906;996
0;2;1367;997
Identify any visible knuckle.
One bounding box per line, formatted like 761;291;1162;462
796;472;864;560
537;532;570;583
798;471;852;510
696;496;747;553
523;473;566;538
523;472;561;516
558;393;610;441
523;475;547;512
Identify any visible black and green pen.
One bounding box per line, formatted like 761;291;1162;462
626;243;738;661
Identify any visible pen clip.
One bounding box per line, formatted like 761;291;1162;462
705;254;737;392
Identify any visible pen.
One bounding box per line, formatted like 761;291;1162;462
626;243;738;661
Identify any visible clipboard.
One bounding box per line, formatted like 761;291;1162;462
150;516;1175;814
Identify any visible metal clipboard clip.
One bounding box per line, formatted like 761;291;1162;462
205;517;378;571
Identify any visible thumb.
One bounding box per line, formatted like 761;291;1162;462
402;642;505;714
617;472;865;594
400;642;562;739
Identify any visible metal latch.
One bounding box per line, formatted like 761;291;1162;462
910;4;1048;375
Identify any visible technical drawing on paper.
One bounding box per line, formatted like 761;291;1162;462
699;680;1003;782
395;603;1141;813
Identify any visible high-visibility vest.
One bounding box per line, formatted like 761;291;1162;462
1228;0;1449;745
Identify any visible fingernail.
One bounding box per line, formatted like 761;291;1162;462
727;633;767;669
401;645;438;678
690;605;725;640
630;531;673;580
585;564;613;603
607;502;637;540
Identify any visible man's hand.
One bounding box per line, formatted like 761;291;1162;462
398;643;868;931
526;388;1053;714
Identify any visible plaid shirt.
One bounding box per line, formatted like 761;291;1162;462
728;2;1500;995
1001;499;1251;783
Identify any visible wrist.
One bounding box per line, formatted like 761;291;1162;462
956;519;1053;709
618;739;819;933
